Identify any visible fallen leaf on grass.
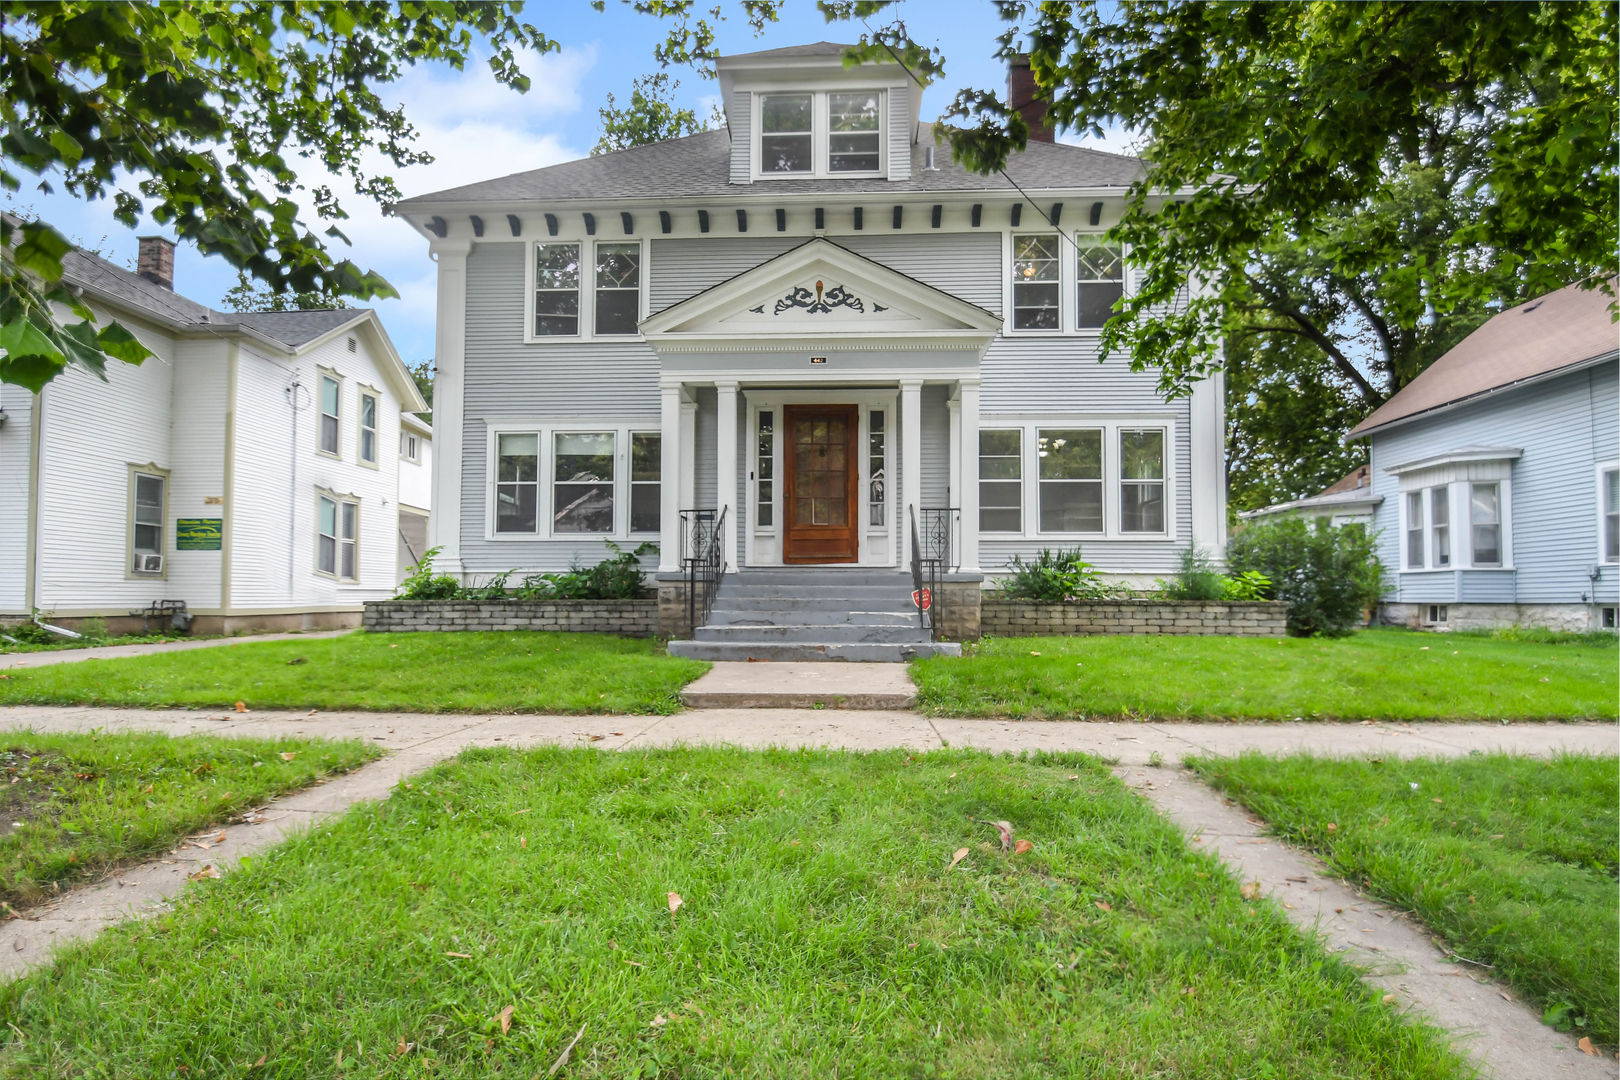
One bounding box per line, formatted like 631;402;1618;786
498;1005;515;1034
520;837;527;849
949;847;969;869
189;865;221;881
1578;1036;1596;1055
1383;994;1396;1004
279;752;297;762
650;1014;668;1028
253;1053;267;1067
623;959;643;968
393;1040;413;1058
667;892;684;916
1326;823;1337;832
547;1023;588;1077
1095;901;1111;912
1013;839;1033;855
1029;651;1041;656
1240;881;1262;900
443;951;473;959
234;701;248;713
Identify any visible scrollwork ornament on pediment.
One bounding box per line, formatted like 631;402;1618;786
773;279;865;316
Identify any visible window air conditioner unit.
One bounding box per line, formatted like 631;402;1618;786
134;554;164;574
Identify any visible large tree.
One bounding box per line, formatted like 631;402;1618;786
593;71;721;155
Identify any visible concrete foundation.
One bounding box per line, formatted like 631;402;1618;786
1379;602;1617;634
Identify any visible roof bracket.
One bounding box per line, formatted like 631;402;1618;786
468;215;484;238
776;208;787;232
970;204;982;227
1089;201;1103;226
659;210;672;234
1010;204;1022;227
698;210;710;233
544;213;558;237
507;214;522;237
583;213;596;236
737;209;748;232
621;212;635;235
892;205;903;229
1050;203;1063;226
930;204;942;228
426;216;447;238
853;206;863;230
814;207;825;231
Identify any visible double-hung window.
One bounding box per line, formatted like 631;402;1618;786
317;494;358;580
595;243;640;335
131;471;165;573
630;432;661;534
534;243;581;336
495;434;539;534
1603;468;1619;563
1076;238;1125;329
1406;491;1426;568
1430;486;1450;567
358;391;378;465
1469;483;1501;567
401;432;421;462
1012;235;1060;330
979;429;1023;532
1119;429;1165;533
760;94;813;174
554;432;615;533
1038;429;1103;533
828;92;880;172
319;375;340;455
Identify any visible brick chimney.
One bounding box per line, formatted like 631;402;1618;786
136;236;175;290
1007;54;1054;144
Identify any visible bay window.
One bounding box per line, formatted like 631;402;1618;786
1469;483;1501;567
553;432;615;533
979;429;1023;532
1038;429;1103;533
1120;429;1165;533
1406;491;1425;568
1431;486;1450;567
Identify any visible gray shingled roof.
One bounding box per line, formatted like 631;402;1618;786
394;130;1144;209
724;41;853;60
59;246;368;349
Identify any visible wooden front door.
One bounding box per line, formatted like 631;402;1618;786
783;404;860;563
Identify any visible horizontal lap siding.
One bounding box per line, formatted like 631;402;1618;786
921;385;950;506
0;387;33;612
461;243;661;575
1460;570;1517;603
649;237;801;312
1370;361;1618;605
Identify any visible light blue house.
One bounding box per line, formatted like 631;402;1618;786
1349;281;1618;632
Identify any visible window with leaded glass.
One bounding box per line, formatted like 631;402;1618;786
1076;237;1124;329
1012;235;1060;329
1038;429;1103;532
534;243;580;335
595;243;640;335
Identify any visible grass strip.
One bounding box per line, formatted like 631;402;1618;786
1190;751;1619;1048
0;631;708;715
913;628;1617;720
0;729;376;908
0;747;1467;1078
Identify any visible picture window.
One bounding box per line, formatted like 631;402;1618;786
1038;429;1103;533
554;432;615;533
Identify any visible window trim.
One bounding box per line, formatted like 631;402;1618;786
316;368;342;459
1399;479;1515;572
314;487;361;582
1118;426;1170;535
356;384;380;468
1036;427;1106;536
1001;231;1130;336
1598;462;1620;565
125;462;170;581
483;421;656;541
400;430;422;463
628;430;663;536
978;427;1025;535
524;238;650;344
750;88;887;181
975;415;1178;540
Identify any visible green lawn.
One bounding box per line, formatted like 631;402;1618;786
1190;751;1619;1048
913;629;1617;720
0;747;1467;1078
0;631;708;715
0;730;376;908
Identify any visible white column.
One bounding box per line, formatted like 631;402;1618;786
715;381;739;572
679;398;697;512
900;379;923;546
958;380;981;573
659;382;683;573
428;238;473;578
1188;370;1225;559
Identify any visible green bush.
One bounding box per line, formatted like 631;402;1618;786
1157;548;1273;602
394;547;463;601
1227;518;1384;637
1000;547;1125;602
1221;570;1272;602
397;543;658;604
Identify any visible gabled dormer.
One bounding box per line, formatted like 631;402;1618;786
717;42;921;185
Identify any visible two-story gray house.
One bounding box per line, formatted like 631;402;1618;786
392;43;1226;659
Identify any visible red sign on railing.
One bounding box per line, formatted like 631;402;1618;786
912;588;932;611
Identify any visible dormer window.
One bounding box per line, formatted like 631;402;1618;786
754;90;885;179
760;94;813;173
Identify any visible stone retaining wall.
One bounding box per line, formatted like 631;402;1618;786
981;597;1288;637
363;600;658;637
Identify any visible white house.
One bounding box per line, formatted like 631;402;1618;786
397;411;434;581
0;234;429;635
390;43;1226;656
1347;281;1618;633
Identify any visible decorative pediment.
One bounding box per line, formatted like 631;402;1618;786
640;237;1001;344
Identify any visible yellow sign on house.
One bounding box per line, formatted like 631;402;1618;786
175;518;223;551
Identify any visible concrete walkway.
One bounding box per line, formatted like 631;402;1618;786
2;629;351;669
0;704;1613;1078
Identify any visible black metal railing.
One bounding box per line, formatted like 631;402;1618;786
680;507;726;632
909;506;960;640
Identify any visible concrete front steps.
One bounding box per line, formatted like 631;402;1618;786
666;568;960;663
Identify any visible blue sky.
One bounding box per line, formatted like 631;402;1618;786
8;1;1136;364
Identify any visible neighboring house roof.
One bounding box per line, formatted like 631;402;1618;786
1318;464;1371;496
1238;486;1383;521
392;129;1145;210
724;40;851;60
1350;280;1619;439
401;411;433;437
231;308;371;348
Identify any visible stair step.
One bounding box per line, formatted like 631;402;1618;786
727;570;913;586
668;641;960;663
706;609;920;628
709;598;916;616
695;624;932;644
716;584;918;600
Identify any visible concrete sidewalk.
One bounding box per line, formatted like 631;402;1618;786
0;704;1613;1078
2;629;351;669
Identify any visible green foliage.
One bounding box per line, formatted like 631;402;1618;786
1157;548;1272;602
1227;518;1384;637
219;271;351;314
408;360;434;415
1456;626;1620;647
593;72;718;155
393;547;461;602
1000;546;1122;602
1221;571;1272;603
1194;752;1619;1047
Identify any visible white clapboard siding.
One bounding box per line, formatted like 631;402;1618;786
887;84;911;182
1371;360;1619;605
163;339;228;608
729;91;751;185
0;384;35;613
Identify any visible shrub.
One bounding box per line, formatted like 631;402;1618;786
1221;570;1272;602
1000;547;1124;602
394;547;463;601
1227;517;1383;637
1158;547;1226;601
